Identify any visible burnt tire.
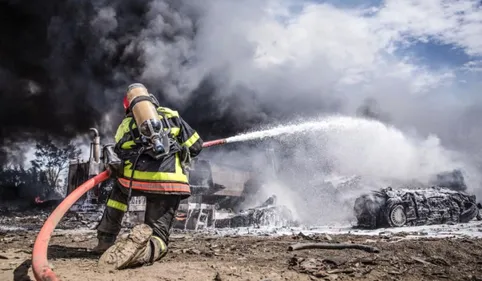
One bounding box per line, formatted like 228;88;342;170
459;202;479;223
476;203;482;221
386;203;407;227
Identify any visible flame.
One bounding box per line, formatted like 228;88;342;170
35;196;45;204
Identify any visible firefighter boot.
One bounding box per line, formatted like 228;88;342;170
98;224;153;270
92;232;116;254
92;240;115;254
111;235;169;269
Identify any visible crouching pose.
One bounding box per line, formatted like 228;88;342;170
93;83;203;270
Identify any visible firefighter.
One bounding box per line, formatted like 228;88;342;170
93;83;203;270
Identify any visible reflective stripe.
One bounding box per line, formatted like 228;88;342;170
152;236;167;253
115;107;181;145
170;127;180;137
122;154;188;183
115;118;132;143
118;178;190;193
152;235;168;258
121;140;136;149
182;132;200;148
157;107;179;118
106;199;128;212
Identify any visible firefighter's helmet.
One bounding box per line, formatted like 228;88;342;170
123;96;130;112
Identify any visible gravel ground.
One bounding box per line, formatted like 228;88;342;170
1;220;482;281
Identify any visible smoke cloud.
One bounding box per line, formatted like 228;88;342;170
1;0;482;223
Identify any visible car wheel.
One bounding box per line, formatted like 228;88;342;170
459;201;479;223
387;204;407;227
476;203;482;221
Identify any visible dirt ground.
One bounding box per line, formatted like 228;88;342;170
1;227;482;281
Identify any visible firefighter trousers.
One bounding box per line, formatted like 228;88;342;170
96;181;181;247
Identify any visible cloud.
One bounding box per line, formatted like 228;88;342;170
462;60;482;72
375;0;482;56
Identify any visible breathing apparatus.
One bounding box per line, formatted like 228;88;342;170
121;83;174;212
124;83;171;160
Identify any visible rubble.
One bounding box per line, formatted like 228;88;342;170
214;196;297;229
1;211;482;280
287;242;380;253
0;207;102;233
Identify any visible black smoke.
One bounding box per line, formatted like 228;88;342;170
0;0;141;163
0;0;201;164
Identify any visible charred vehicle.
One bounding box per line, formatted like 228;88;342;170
354;183;482;229
213;195;296;228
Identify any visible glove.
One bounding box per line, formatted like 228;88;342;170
103;144;123;176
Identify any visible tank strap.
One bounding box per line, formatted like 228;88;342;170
127;95;153;112
128;118;142;142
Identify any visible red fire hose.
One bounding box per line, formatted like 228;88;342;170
202;139;227;148
31;170;111;281
31;139;227;281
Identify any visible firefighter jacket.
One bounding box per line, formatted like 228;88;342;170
113;106;203;198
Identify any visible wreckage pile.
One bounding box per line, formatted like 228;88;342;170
214;196;297;229
0;208;102;233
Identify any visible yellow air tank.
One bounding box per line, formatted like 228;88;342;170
125;83;167;156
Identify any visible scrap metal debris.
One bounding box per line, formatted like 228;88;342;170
288;256;362;279
214;196;296;229
288;242;380;253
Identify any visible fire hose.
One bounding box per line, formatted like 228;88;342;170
31;138;228;281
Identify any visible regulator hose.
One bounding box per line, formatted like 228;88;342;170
126;146;145;213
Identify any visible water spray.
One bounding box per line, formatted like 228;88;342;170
199;117;365;148
221;116;369;144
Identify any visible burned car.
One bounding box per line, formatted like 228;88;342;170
214;195;296;229
354;186;481;229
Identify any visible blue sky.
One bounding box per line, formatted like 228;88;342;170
306;0;481;70
278;0;482;98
